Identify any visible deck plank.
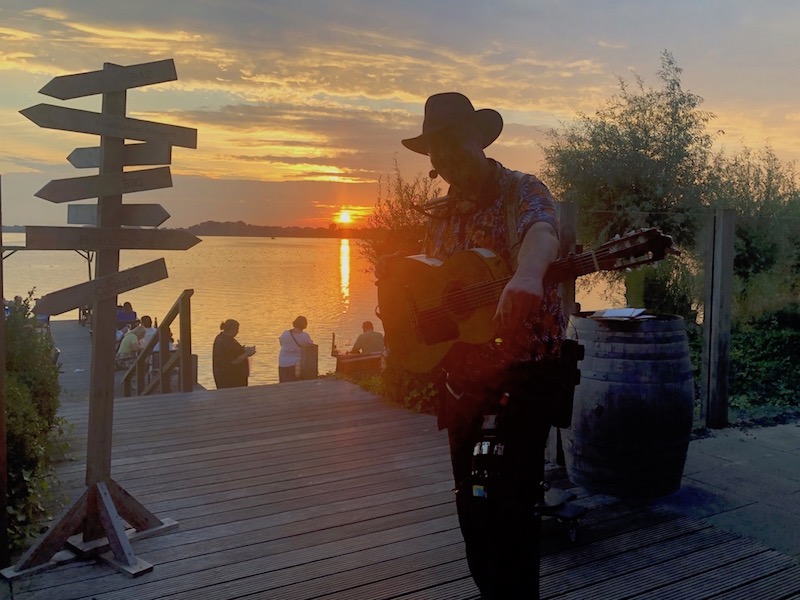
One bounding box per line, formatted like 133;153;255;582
4;319;799;600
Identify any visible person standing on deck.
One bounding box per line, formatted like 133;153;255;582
278;316;313;382
213;319;255;389
384;92;569;599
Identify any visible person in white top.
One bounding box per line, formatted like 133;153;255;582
278;315;313;382
141;315;158;348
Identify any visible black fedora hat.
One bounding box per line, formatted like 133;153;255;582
401;92;503;156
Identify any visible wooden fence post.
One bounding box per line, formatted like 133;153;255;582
559;201;578;317
0;175;9;568
546;201;577;467
179;294;192;392
700;208;735;429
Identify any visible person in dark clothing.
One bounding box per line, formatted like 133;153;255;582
116;301;138;330
395;92;567;599
212;319;255;389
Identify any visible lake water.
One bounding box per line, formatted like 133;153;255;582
1;233;622;388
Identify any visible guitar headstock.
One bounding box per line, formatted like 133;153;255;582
597;228;678;272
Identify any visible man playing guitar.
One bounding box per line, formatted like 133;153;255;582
392;92;566;599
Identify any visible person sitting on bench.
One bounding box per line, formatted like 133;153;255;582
116;325;146;370
350;321;384;355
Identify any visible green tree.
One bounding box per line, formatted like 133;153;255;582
707;146;800;319
542;50;715;251
541;50;719;320
538;49;800;419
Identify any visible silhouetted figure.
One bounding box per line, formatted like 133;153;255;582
213;319;255;389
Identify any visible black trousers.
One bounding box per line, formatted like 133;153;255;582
443;367;561;600
278;365;298;382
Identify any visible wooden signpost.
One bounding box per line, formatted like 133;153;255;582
19;104;198;149
33;259;168;316
68;142;172;169
4;58;198;579
35;167;173;203
26;226;200;251
39;59;178;100
68;204;171;227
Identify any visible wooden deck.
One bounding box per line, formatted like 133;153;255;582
4;322;800;599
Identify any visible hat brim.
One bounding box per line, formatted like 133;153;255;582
401;108;503;155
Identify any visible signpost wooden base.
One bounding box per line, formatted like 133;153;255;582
2;479;177;578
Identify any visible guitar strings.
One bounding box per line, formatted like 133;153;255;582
409;249;613;320
402;232;662;334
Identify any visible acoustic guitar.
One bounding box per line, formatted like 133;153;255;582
376;228;675;373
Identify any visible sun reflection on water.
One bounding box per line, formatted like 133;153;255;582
339;238;350;307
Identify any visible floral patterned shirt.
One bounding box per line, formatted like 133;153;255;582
423;160;565;384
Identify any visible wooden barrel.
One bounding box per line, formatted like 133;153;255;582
562;313;695;498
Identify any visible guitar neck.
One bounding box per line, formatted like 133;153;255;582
469;248;609;308
450;229;667;313
488;248;609;290
544;249;608;284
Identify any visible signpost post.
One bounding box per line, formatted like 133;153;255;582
4;59;198;579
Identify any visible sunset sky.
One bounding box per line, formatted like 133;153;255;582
1;1;799;229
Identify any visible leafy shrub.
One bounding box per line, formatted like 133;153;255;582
4;301;61;430
3;295;64;552
379;357;441;415
5;374;52;549
728;305;800;409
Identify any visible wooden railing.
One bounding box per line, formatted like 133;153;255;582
122;289;194;396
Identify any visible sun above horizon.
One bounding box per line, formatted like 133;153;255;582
336;210;353;224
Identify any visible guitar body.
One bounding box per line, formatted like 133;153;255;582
377;248;509;373
376;228;674;373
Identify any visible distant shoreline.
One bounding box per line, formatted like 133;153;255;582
2;221;375;239
186;221;373;239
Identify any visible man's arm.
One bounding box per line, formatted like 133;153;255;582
494;221;559;331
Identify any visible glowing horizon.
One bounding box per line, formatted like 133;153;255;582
1;2;799;229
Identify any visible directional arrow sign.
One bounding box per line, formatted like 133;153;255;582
67;142;172;169
26;226;201;251
68;204;171;227
35;167;172;203
20;104;197;149
39;59;177;101
34;259;168;316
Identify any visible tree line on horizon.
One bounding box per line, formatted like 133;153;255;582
185;220;376;238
